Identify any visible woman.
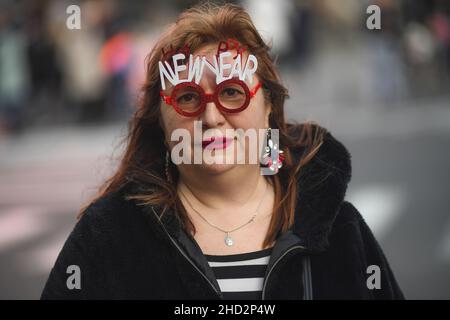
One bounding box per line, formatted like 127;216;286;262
41;3;404;300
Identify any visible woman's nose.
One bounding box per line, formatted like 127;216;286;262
199;98;225;128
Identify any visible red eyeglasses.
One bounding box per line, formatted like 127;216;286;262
160;78;262;117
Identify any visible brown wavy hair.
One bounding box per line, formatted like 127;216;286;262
78;2;326;249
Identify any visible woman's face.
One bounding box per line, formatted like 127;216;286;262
159;43;271;176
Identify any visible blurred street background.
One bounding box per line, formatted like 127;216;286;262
1;0;450;299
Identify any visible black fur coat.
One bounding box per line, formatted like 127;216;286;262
41;124;405;300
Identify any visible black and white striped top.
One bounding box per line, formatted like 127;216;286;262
204;246;273;299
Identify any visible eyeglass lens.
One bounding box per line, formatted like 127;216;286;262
173;81;248;112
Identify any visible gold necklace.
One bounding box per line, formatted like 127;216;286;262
179;181;268;247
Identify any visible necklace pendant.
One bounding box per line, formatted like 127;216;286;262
224;234;234;246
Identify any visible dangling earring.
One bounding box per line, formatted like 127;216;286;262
260;127;285;173
165;150;173;183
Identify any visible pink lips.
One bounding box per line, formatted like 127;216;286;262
202;137;233;150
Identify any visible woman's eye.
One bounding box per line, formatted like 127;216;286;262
178;93;197;103
222;88;243;97
224;89;236;96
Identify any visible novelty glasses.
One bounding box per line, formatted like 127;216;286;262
160;78;262;117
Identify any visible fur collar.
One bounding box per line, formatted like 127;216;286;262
288;124;352;252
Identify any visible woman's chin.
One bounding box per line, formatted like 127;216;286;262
199;161;236;174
